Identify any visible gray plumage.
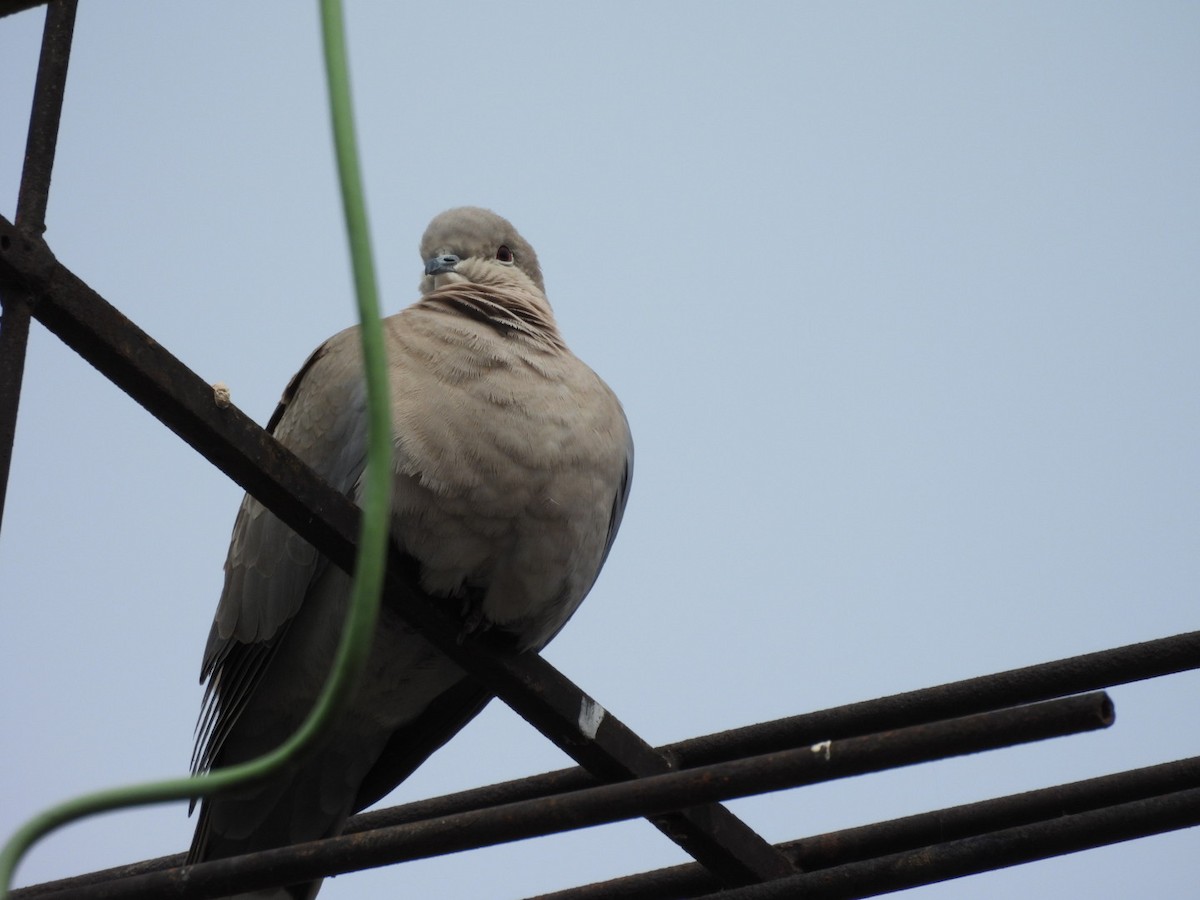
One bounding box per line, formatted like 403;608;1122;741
189;207;632;899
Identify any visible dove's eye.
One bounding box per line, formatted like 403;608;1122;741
496;245;514;263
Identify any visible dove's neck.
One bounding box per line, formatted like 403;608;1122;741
419;282;566;352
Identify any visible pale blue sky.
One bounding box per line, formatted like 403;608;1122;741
2;3;1198;897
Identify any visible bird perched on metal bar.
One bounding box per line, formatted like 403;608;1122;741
188;207;633;899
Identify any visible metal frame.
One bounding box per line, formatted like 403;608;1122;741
3;3;1198;897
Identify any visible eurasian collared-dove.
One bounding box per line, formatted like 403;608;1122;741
188;207;633;899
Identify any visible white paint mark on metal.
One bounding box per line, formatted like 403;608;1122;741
578;697;606;740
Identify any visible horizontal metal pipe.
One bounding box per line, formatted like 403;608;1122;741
16;693;1111;899
669;629;1200;768
525;753;1200;900
711;785;1200;900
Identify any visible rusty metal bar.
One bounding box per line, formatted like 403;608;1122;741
703;787;1200;900
794;750;1197;872
12;693;1113;899
0;0;76;534
524;755;1200;899
0;219;790;884
669;629;1200;769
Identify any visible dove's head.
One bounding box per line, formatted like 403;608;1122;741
419;207;545;297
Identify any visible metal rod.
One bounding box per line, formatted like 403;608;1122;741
13;693;1112;899
705;786;1200;900
667;629;1200;768
15;0;77;229
0;221;790;884
794;748;1197;870
524;754;1200;900
0;0;77;535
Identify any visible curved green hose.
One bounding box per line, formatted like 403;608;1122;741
0;0;391;892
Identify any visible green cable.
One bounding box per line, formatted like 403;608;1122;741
0;0;392;893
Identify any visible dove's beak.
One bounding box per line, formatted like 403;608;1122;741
424;253;460;276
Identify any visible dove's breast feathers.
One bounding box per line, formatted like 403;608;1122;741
276;280;629;646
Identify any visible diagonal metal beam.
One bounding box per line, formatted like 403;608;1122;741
0;218;792;884
0;1;52;23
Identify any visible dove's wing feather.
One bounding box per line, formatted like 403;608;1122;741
193;329;368;779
